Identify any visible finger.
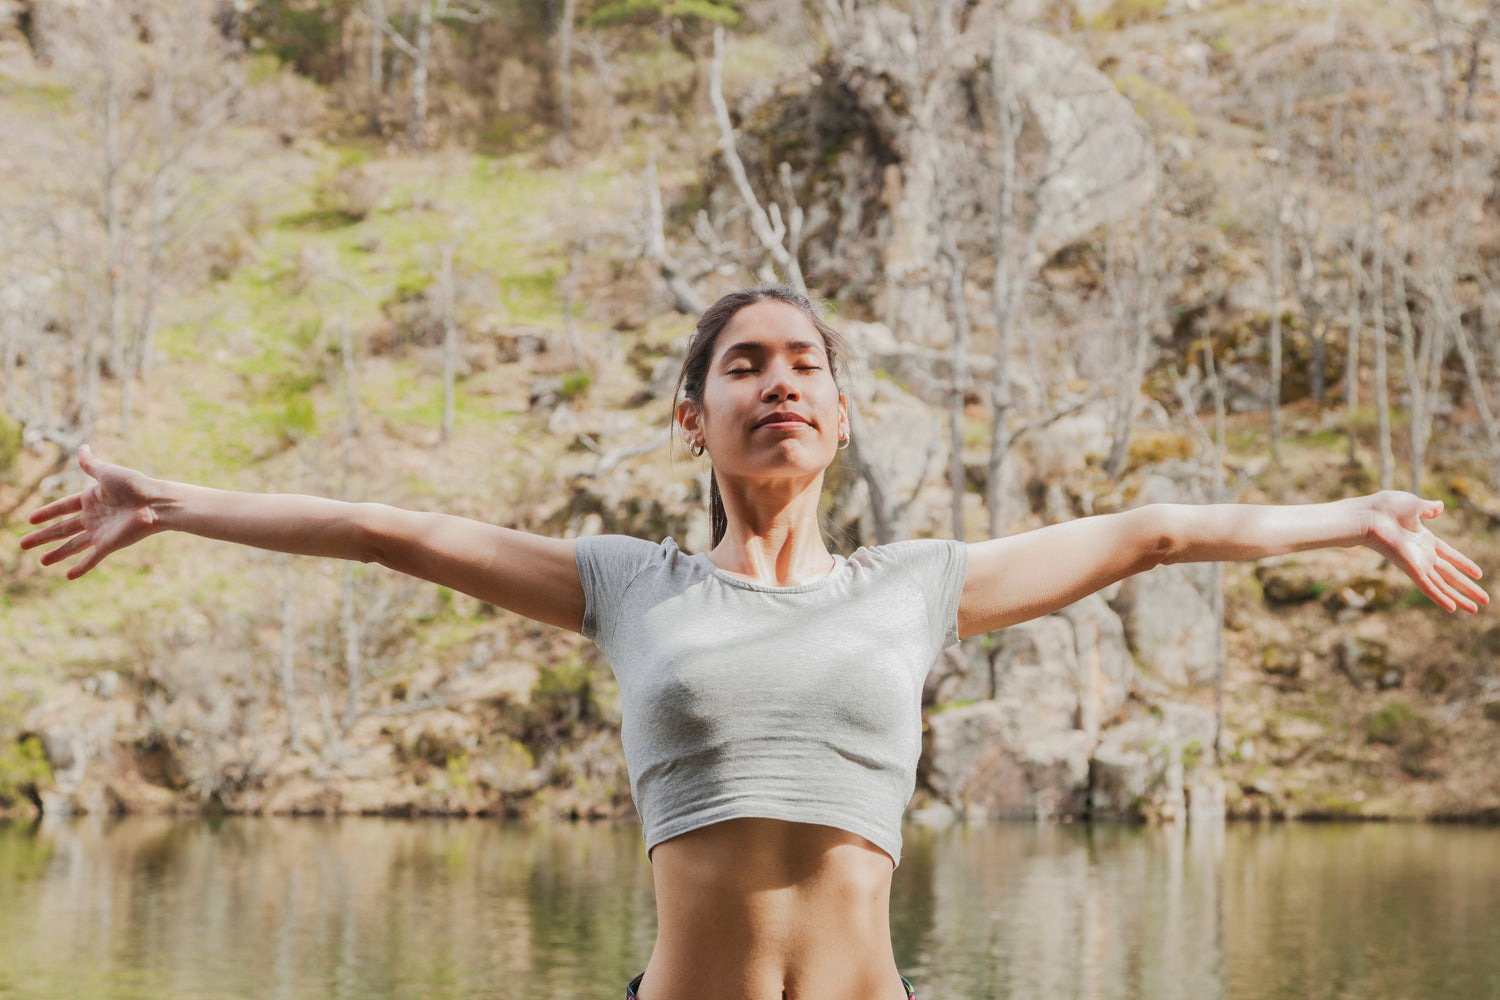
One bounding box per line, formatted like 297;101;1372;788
27;492;83;525
67;548;107;580
1422;498;1444;519
39;533;92;567
1434;536;1482;578
78;443;103;477
19;514;85;551
1418;574;1459;613
1434;560;1489;608
1433;575;1476;614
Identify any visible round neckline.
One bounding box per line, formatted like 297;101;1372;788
696;551;848;594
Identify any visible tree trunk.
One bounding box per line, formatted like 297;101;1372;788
366;0;386;134
1344;271;1362;468
1453;317;1500;491
123;78;174;438
340;318;360;439
844;406;897;545
557;0;575;158
985;19;1022;540
1371;240;1394;491
280;563;305;752
942;235;969;540
1289;202;1327;408
1104;156;1162;480
103;60;127;383
409;1;432;152
1463;0;1500;121
340;564;363;736
440;243;457;443
1267;165;1284;465
1203;329;1228;758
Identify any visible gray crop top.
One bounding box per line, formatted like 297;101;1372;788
574;535;968;865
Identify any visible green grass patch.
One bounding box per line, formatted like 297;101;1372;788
277;207;363;231
558;369;593;401
1366;702;1422;746
1090;0;1166;29
1116;73;1196;136
0;736;50;809
0;72;74;113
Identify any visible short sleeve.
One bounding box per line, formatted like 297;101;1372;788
573;535;664;644
868;538;968;653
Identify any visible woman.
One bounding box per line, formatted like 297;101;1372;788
21;284;1488;1000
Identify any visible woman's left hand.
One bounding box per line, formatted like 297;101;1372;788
1359;491;1488;613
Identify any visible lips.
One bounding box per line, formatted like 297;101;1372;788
755;411;813;429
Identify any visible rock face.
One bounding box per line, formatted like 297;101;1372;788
922;600;1140;821
1109;563;1220;688
1089;702;1222;823
924;699;1092;820
720;8;1152;328
1055;595;1133;738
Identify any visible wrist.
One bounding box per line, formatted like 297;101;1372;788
144;476;190;534
1335;495;1374;548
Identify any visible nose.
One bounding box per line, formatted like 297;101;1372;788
760;361;799;402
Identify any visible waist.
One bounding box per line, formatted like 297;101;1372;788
642;819;905;1000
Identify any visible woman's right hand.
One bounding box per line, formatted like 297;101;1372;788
20;445;163;579
20;444;587;631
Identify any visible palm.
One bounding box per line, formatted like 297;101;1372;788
20;447;158;578
1362;491;1486;613
80;466;153;551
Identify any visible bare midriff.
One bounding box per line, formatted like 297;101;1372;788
638;818;910;1000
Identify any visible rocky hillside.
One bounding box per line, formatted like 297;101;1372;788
3;0;1500;825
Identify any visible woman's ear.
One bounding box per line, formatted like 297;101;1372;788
677;398;703;448
837;393;849;441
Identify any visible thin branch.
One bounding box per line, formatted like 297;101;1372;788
709;27;805;294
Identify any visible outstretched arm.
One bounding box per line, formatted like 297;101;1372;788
957;491;1487;638
20;446;586;632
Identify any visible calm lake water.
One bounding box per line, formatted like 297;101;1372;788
1;818;1497;1000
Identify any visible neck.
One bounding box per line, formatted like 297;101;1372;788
710;472;833;586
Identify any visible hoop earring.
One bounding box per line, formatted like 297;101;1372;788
690;442;706;458
837;434;850;451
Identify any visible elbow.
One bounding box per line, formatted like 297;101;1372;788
1137;504;1181;570
352;503;395;566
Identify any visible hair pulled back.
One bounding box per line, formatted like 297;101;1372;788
674;284;852;549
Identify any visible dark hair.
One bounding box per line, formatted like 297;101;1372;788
674;284;852;549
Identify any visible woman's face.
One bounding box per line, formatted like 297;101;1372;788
677;300;848;485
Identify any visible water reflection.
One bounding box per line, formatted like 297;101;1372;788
895;823;1225;1000
0;818;658;1000
0;818;1496;1000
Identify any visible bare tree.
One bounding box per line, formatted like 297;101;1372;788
940;225;971;541
366;0;494;151
643;157;708;315
439;242;458;443
1463;0;1500;121
363;0;388;135
1264;146;1288;465
983;12;1051;538
1452;293;1500;491
1341;259;1363;469
278;558;307;753
1103;154;1163;480
1286;188;1329;407
556;0;577;159
708;27;805;294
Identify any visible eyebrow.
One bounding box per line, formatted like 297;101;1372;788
721;340;823;357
